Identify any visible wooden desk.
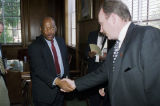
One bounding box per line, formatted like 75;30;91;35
23;62;30;72
21;72;31;80
21;72;32;105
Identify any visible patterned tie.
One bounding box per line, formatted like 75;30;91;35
51;40;61;75
113;40;120;71
0;57;5;74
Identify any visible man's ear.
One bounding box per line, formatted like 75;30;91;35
40;27;42;31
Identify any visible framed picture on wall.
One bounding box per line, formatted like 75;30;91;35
77;0;93;21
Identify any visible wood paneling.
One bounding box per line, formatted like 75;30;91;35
22;0;65;44
2;0;65;60
2;45;24;59
2;0;104;71
77;0;103;52
48;0;65;38
28;0;49;41
76;0;104;69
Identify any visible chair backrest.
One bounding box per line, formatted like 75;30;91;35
5;70;24;104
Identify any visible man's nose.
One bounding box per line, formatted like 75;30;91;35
48;30;53;34
100;29;103;33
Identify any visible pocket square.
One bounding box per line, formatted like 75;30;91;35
124;67;131;72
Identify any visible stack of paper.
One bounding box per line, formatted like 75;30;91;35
89;44;101;55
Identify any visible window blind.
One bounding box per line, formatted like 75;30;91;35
121;0;160;29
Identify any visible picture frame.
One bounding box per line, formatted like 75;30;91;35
77;0;93;21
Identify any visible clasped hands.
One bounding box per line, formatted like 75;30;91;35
55;78;76;92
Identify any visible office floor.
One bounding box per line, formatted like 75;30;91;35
65;98;88;106
11;97;88;106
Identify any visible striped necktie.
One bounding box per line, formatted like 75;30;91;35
113;40;120;71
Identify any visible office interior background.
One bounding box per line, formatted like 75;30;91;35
0;0;160;105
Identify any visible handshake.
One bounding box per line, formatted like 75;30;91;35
54;77;106;97
55;78;76;92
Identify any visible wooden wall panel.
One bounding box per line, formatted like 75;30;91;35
28;0;49;41
78;0;104;52
48;0;65;38
2;0;65;59
2;0;104;70
2;46;24;59
77;0;103;52
76;0;104;70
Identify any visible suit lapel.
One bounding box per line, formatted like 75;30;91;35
55;37;63;57
111;23;136;89
39;35;57;75
93;32;98;44
55;37;64;62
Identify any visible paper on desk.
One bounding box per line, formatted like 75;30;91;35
89;44;102;55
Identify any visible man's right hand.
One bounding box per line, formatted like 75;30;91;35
99;88;105;96
55;78;76;92
88;51;96;58
100;53;107;61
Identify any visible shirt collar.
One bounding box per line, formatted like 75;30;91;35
118;21;131;48
45;37;56;44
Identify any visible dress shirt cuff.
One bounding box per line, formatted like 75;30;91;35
95;55;99;62
53;77;58;85
53;76;68;86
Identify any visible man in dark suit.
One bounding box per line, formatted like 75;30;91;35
86;31;107;73
57;1;160;106
85;30;109;106
28;17;69;106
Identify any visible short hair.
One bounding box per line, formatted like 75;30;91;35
0;21;4;26
40;17;57;32
101;0;131;21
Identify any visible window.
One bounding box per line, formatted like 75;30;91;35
66;0;76;47
121;0;160;29
0;0;21;44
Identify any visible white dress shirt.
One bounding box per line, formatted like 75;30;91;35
118;22;131;49
45;38;64;77
95;33;107;62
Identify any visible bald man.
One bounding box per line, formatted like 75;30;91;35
28;17;70;106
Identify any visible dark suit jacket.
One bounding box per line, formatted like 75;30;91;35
85;31;107;73
0;44;2;76
28;35;69;104
75;23;160;106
